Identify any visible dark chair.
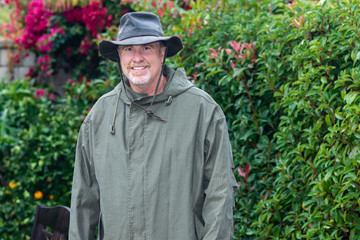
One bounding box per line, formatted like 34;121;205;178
30;204;71;240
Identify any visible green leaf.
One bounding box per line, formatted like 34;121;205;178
325;114;332;127
344;91;358;104
349;146;359;159
233;67;247;78
285;225;295;236
324;170;333;181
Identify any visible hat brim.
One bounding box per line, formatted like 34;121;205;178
99;36;183;62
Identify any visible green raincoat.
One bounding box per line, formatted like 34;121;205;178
69;66;237;240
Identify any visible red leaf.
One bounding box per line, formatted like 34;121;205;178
151;0;156;7
194;62;206;68
208;48;218;59
229;40;240;53
225;48;232;56
244;43;252;50
237;166;246;178
167;1;174;10
244;164;251;175
157;8;164;17
230;60;236;70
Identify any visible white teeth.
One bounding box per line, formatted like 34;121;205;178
132;67;146;70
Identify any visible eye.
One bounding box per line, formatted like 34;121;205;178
123;46;133;52
143;45;152;51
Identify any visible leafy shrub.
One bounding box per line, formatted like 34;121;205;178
252;0;360;238
2;0;360;239
0;77;114;239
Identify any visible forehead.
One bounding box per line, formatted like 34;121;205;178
119;42;160;48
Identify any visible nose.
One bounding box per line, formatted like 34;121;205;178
132;49;144;62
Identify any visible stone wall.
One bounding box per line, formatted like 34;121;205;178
0;39;36;82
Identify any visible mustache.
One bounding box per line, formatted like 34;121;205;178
129;62;149;68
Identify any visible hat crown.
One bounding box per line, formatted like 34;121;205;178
117;12;164;41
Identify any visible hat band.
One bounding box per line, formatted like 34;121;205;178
117;28;163;41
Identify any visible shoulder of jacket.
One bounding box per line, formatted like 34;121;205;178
184;86;225;119
185;86;217;106
83;87;119;124
98;88;118;101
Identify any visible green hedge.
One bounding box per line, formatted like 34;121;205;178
0;77;114;239
1;0;360;239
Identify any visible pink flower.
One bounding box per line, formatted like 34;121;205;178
107;15;113;27
36;34;54;52
18;31;39;49
15;0;53;50
82;2;109;37
63;7;83;23
25;67;34;77
43;54;50;62
48;93;54;100
35;88;46;98
66;47;72;57
78;35;92;55
25;0;53;33
13;53;20;64
38;54;51;72
63;2;110;37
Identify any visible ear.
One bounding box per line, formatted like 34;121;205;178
117;47;121;58
160;45;167;63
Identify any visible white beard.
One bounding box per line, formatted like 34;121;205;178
128;70;152;86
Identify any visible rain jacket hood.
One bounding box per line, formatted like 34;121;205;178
69;65;237;240
117;66;192;113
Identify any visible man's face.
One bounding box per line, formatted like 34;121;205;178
118;42;166;88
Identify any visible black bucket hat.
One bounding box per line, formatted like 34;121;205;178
99;12;183;62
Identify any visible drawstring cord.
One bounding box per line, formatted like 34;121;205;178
110;88;122;135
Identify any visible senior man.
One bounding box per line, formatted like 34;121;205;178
69;11;237;240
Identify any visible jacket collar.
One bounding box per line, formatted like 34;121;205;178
115;65;193;105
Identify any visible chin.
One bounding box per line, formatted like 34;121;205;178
128;73;151;86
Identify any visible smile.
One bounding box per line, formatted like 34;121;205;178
131;66;147;70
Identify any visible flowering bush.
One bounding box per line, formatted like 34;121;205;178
2;0;114;81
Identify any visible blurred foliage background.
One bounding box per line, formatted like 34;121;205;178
1;0;360;239
0;2;10;33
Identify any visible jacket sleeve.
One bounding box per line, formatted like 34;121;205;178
69;121;100;240
202;117;237;240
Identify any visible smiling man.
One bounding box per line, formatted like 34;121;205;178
69;12;237;240
118;42;166;94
